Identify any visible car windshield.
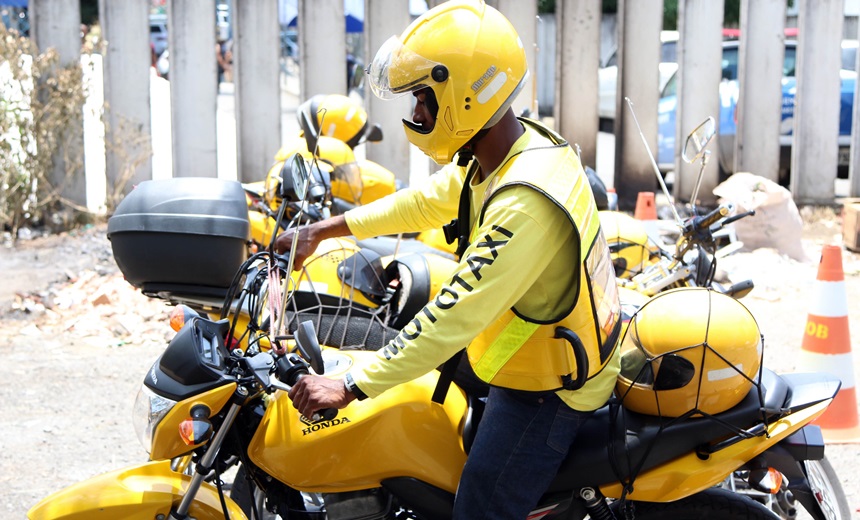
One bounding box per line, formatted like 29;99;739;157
662;70;677;99
661;41;677;63
843;43;857;71
602;36;678;68
720;43;797;81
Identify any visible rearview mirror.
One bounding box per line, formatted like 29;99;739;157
682;117;716;164
291;154;309;201
365;123;383;143
279;153;309;202
349;62;364;91
295;321;325;374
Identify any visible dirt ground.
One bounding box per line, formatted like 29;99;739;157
1;207;859;518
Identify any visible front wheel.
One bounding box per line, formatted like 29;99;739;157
231;464;273;519
613;487;778;519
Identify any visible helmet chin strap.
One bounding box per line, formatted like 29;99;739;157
455;127;491;167
456;148;473;167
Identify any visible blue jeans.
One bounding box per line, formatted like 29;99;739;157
452;387;592;519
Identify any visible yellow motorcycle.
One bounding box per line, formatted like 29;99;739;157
243;134;458;258
108;153;457;355
606;112;844;519
26;286;849;519
245;93;458;258
34;153;849;520
602;116;756;298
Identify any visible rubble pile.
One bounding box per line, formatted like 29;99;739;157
5;270;174;348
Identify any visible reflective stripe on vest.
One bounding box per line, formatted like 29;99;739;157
466;118;621;392
472;317;540;383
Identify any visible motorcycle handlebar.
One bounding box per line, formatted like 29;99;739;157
721;209;755;226
276;355;308;385
330;197;357;216
695;205;730;231
275;357;338;422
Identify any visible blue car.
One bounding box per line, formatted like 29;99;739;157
657;39;857;180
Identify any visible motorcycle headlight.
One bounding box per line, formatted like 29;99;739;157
133;384;177;454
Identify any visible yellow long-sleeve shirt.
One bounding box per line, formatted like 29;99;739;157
344;125;620;411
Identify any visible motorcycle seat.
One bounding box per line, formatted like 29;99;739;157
548;367;788;491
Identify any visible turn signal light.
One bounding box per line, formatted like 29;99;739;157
748;467;783;494
179;405;213;446
169;305;200;332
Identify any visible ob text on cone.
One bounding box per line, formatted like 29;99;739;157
797;244;859;443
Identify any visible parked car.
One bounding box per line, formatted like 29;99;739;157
598;30;679;125
216;4;231;42
149;14;168;57
657;38;857;181
842;39;858;71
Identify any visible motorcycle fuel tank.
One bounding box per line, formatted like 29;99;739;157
248;349;468;494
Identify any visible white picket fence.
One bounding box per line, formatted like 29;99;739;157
20;0;860;210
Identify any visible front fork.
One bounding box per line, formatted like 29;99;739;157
170;402;243;520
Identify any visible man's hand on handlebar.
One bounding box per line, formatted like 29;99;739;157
288;374;356;419
274;214;352;271
274;225;319;271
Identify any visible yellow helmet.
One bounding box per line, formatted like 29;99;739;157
297;94;382;149
616;288;762;418
366;0;528;164
599;211;654;278
353;159;396;205
291;238;388;310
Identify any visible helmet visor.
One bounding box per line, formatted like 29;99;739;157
653;354;696;391
367;35;444;100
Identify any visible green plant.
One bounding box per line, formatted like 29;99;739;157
0;26;88;241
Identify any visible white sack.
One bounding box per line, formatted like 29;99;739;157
712;172;808;262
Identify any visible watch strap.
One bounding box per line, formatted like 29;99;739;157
344;373;368;400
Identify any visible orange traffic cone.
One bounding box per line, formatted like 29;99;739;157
634;192;657;220
798;245;860;443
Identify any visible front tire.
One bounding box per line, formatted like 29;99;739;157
231;464;277;520
613;487;778;519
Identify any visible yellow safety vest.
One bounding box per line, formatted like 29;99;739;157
466;119;622;392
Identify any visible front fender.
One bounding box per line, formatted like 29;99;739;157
28;460;247;520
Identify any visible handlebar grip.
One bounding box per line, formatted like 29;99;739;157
721;209;755;226
276;364;340;422
276;355;308;385
696;206;729;230
331;197;357;216
312;408;339;422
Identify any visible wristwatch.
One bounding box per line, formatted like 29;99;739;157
343;373;368;401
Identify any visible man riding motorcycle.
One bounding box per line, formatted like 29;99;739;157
275;1;621;517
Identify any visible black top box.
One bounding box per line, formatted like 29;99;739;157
108;178;250;296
